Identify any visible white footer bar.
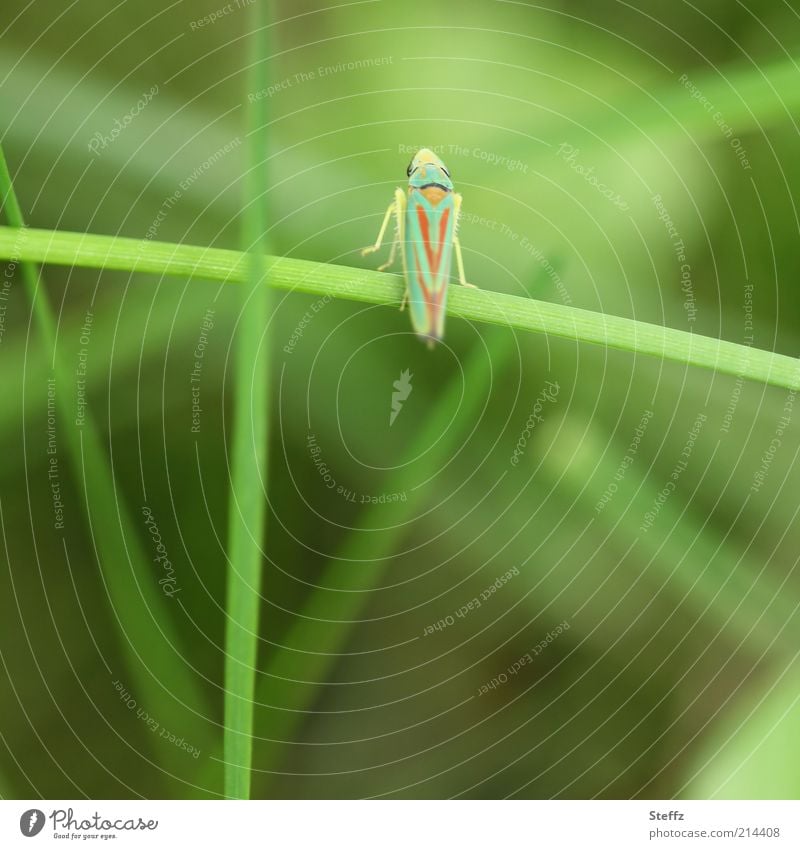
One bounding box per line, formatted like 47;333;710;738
2;800;797;848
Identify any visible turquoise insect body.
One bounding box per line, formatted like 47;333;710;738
362;148;476;345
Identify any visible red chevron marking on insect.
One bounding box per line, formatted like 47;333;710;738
411;248;444;334
438;206;450;249
412;248;432;302
416;205;448;276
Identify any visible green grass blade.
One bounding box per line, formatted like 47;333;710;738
0;149;212;782
0;224;798;392
223;0;272;800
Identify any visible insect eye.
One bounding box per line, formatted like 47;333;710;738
442;167;450;178
406;161;414;177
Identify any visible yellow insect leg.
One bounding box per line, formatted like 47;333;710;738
362;188;406;274
361;199;396;258
453;193;477;289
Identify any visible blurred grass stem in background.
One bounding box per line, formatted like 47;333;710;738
223;0;272;799
0;145;214;780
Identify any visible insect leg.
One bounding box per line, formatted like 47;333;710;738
361;191;400;258
361;201;395;257
380;188;407;274
453;235;477;289
452;193;477;288
378;237;399;271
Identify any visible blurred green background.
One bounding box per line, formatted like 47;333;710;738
1;0;800;799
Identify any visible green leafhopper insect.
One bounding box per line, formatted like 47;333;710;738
362;148;476;346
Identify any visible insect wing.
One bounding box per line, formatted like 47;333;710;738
403;189;455;340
